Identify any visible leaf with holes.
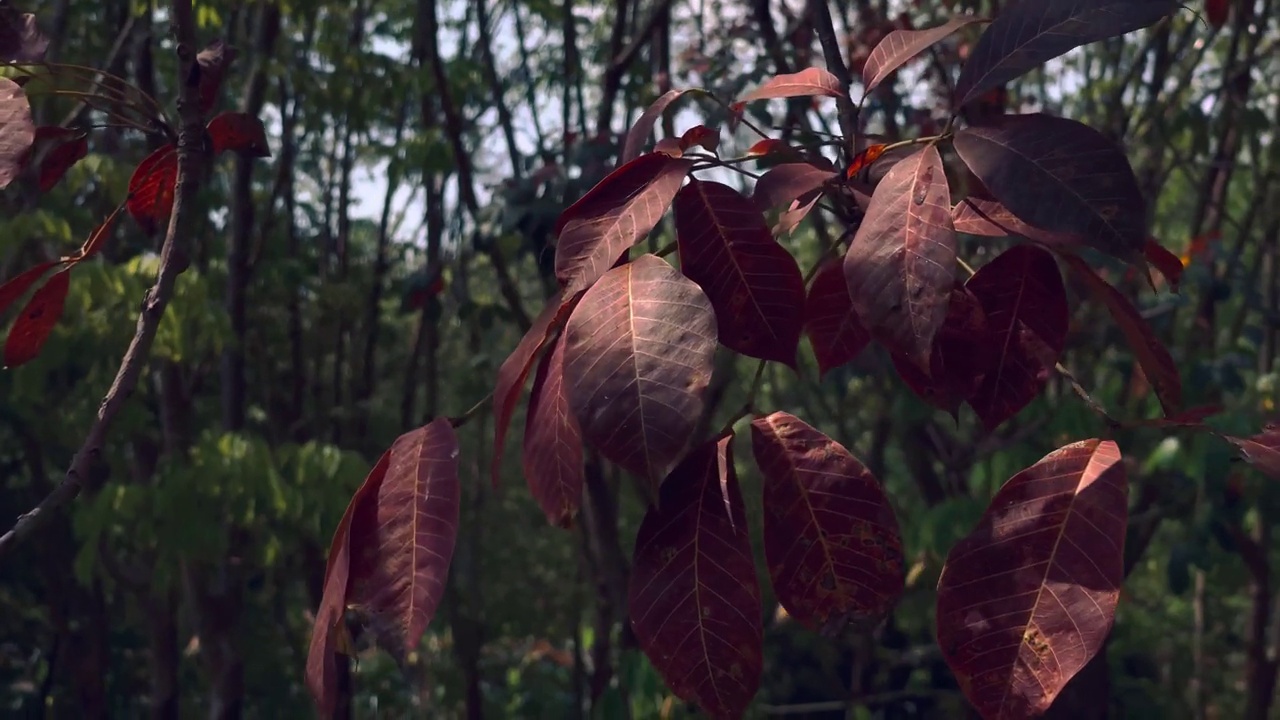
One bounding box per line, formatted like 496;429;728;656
629;435;762;720
862;15;987;94
4;266;71;368
1225;425;1280;481
127;144;178;235
0;8;47;62
345;419;460;662
843;145;955;371
554;153;693;296
965;245;1068;430
35;129;88;193
196;40;238;115
804;258;870;377
623;89;699;164
563;255;717;486
0;261;62;317
954;114;1148;262
675;179;806;366
1143;237;1183;292
751;412;904;633
937;439;1127;720
740;67;844;102
953;0;1179;108
1063;254;1181;416
207;112;271;158
891;285;995;416
0;77;34;190
522;334;585;528
752;162;836;213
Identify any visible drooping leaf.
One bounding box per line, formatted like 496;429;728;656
629;435;763;720
207;112;271;158
1224;425;1280;481
1206;0;1229;27
492;290;569;487
965;245;1069;430
891;285;995;415
679;124;719;153
751;412;904;633
0;77;35;190
936;439;1128;720
4;266;71;368
195;39;238;115
0;260;61;317
862;15;987;94
345;419;460;662
35;129;87;193
554;153;693;296
739;67;844;102
126;143;178;235
1063;254;1182;416
0;8;47;62
954;114;1148;262
752;162;836;213
804;258;870;377
1142;237;1183;292
77;203;126;261
953;0;1180;108
522;334;585;528
623;89;696;164
562;254;717;486
843;145;955;371
674;179;806;366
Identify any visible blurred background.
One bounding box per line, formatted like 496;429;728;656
1;0;1279;717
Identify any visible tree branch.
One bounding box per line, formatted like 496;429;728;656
807;0;858;160
0;0;209;562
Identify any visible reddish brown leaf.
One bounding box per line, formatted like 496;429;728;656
0;260;61;317
740;67;844;102
751;412;904;632
623;89;693;164
492;290;570;487
1206;0;1229;27
965;245;1069;430
954;0;1179;108
1063;254;1182;416
4;266;71;368
1143;237;1183;292
207;111;271;158
126;144;178;235
952;196;1075;249
843;145;956;371
937;439;1128;720
674;179;806;366
653;137;683;157
752;162;836;213
346;419;460;661
862;15;987;94
0;77;34;190
804;259;870;377
891;285;994;415
954;114;1147;263
0;8;47;62
629;435;763;720
679;124;719;153
562;255;717;485
35;130;87;193
554;153;693;296
77;204;126;261
746;138;796;159
195;40;238;115
842;144;888;180
522;334;585;528
1224;425;1280;481
774;192;823;236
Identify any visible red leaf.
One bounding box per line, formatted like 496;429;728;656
492;290;571;487
77;204;126;261
554;153;693;296
127;144;178;235
965;245;1069;430
674;179;806;366
861;15;987;94
937;439;1128;720
207;111;271;158
803;259;870;377
1143;237;1182;292
522;334;585;528
842;143;887;180
843;145;956;371
4;266;71;368
623;89;691;164
562;255;718;486
196;40;238;115
0;9;48;63
751;412;904;632
0;77;34;190
891;285;994;415
679;124;720;153
0;260;62;317
740;67;844;102
35;130;87;193
1225;425;1280;481
346;419;460;660
745;138;796;159
1063;254;1182;416
1206;0;1229;27
752;162;836;212
629;435;763;720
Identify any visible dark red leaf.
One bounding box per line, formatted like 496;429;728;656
843;145;955;371
954;0;1179;108
804;259;870;377
623;89;693;164
862;15;987;94
1143;237;1183;292
891;285;994;415
1224;425;1280;481
954;114;1148;262
346;419;460;661
35;130;87;193
965;245;1069;430
1206;0;1229;27
674;179;806;366
0;260;61;317
4;266;71;368
1063;254;1182;416
554;153;693;296
562;255;718;486
740;67;844;102
492;290;571;487
195;40;238;115
522;334;585;528
126;144;178;235
629;435;763;720
207;111;271;158
0;8;47;62
679;124;719;153
952;196;1075;249
937;439;1127;720
752;162;836;213
751;412;904;632
0;77;34;190
77;204;126;261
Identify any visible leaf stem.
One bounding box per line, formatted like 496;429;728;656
717;359;769;437
450;392;494;428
